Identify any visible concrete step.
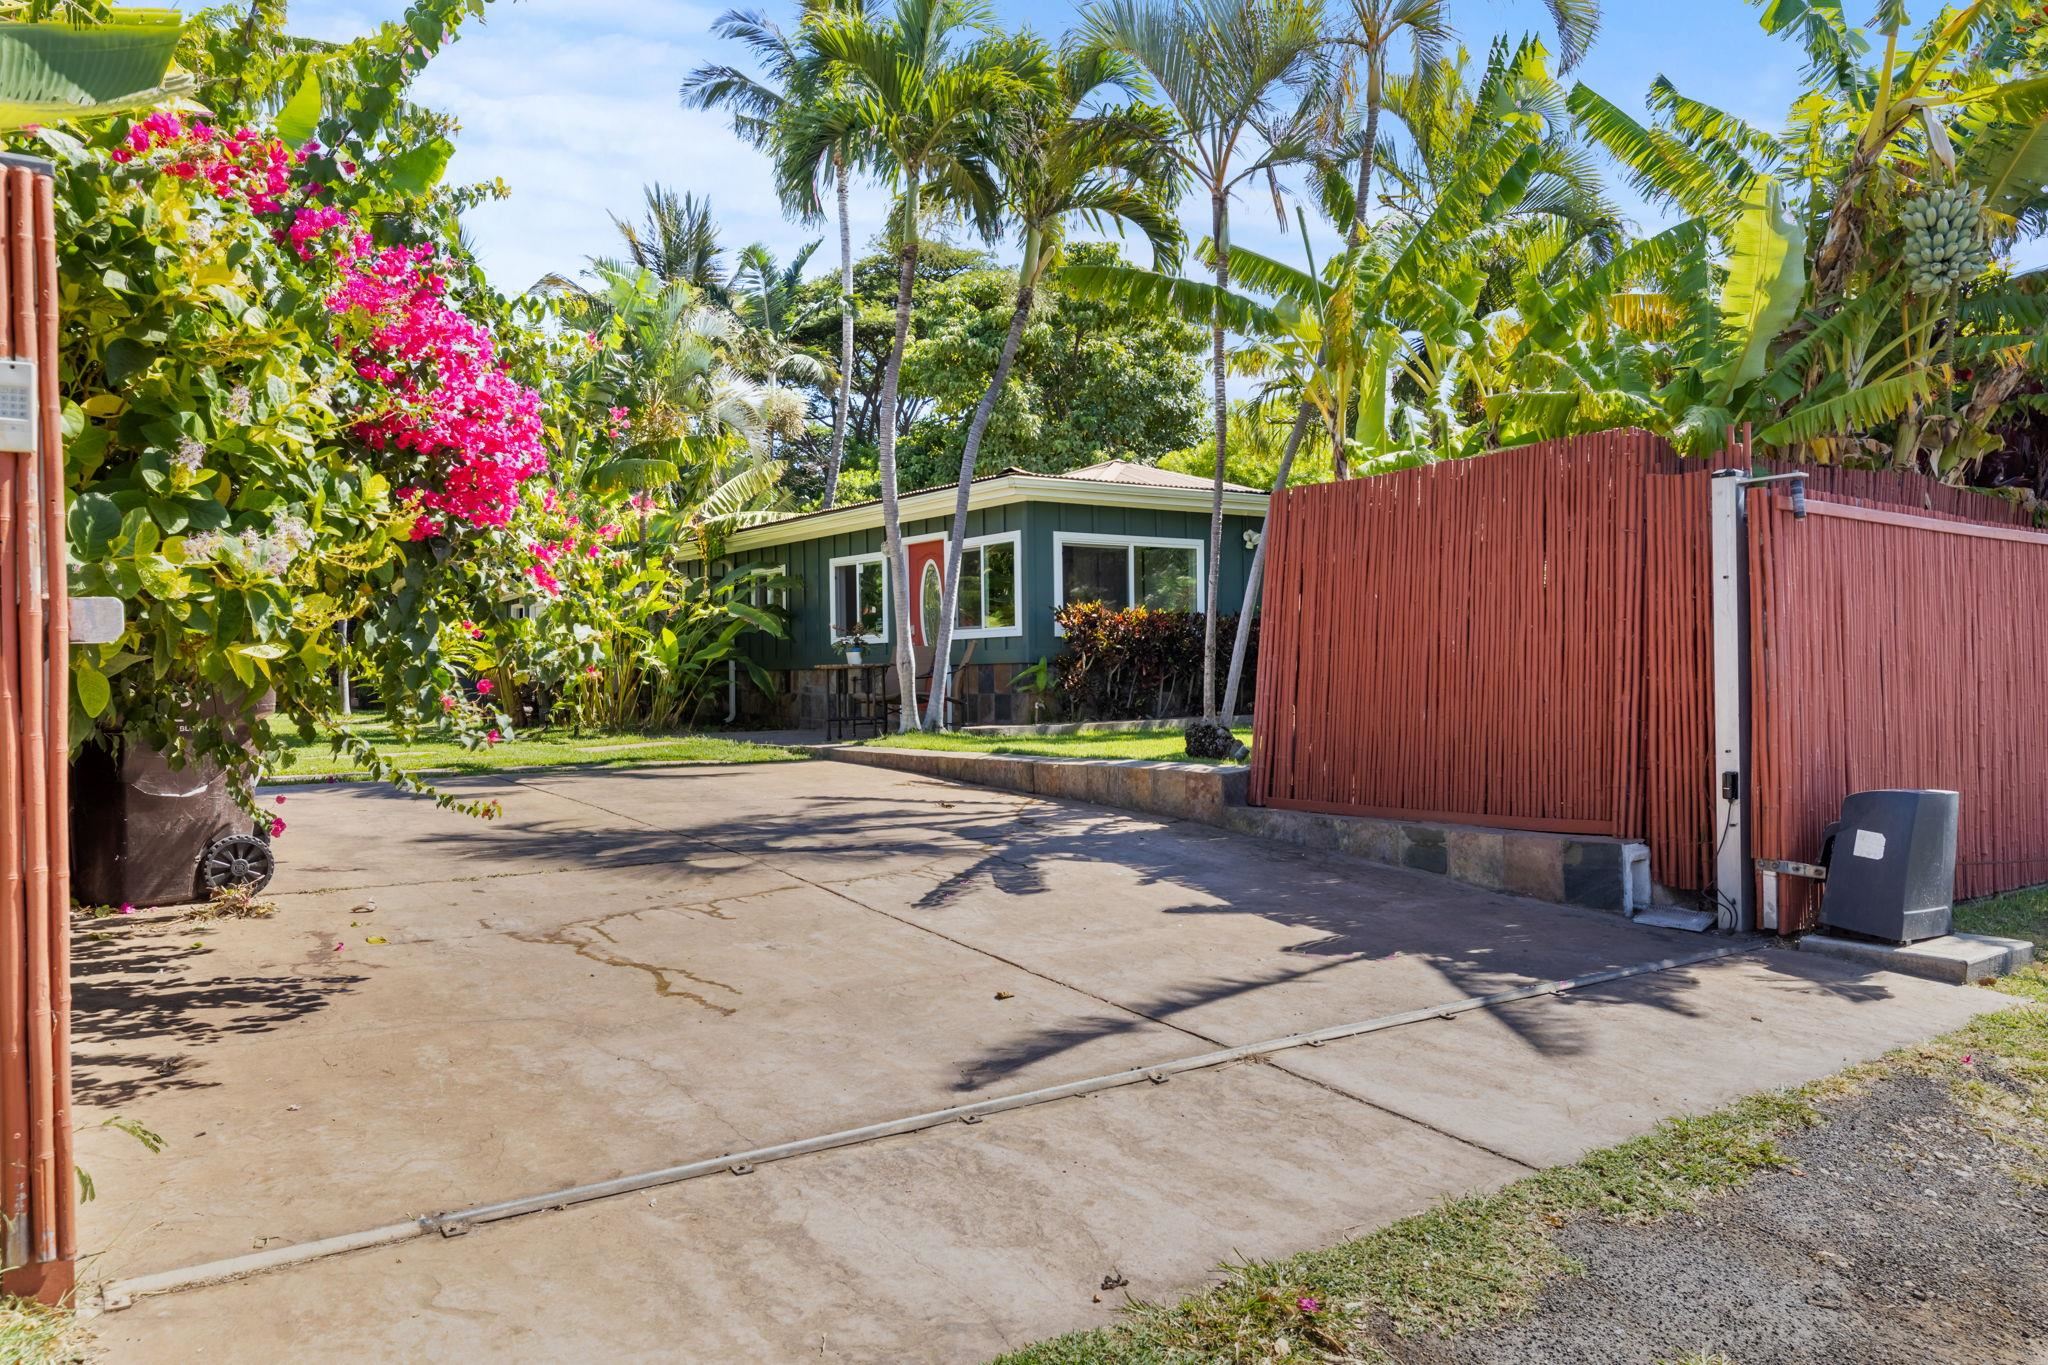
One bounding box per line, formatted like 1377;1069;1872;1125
1794;931;2034;985
1632;907;1717;933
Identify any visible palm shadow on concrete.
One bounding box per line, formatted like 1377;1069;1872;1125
414;769;1902;1089
122;767;1906;1107
71;922;365;1108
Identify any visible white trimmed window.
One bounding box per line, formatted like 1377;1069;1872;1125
751;562;789;610
1052;533;1204;626
828;551;888;642
954;531;1022;638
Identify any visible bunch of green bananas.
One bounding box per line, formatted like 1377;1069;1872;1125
1900;185;1990;295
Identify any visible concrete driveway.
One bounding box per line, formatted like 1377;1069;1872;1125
76;757;2000;1362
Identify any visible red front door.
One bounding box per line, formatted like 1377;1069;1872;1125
907;539;947;650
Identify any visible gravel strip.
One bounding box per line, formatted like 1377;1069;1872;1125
1421;1071;2048;1365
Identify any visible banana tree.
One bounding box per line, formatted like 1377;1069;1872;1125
1566;1;2048;474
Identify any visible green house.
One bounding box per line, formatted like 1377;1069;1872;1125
714;461;1268;726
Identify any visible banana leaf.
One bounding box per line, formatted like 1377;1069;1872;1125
0;9;190;131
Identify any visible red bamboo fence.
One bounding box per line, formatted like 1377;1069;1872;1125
0;159;74;1303
1748;493;2048;932
1250;427;2044;926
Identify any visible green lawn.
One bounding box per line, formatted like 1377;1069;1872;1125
1955;884;2048;1004
859;727;1252;765
263;713;806;780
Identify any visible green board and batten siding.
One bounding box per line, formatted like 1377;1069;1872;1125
729;500;1264;670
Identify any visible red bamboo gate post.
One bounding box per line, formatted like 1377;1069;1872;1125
0;156;73;1304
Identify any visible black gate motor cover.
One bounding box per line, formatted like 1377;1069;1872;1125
1818;789;1958;944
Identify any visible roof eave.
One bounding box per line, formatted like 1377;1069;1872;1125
697;472;1268;557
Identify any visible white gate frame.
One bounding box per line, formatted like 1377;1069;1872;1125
1710;469;1809;934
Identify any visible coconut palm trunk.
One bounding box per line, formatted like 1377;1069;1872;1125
877;177;922;730
1201;189;1232;721
1351;83;1380;243
1220;395;1317;722
923;277;1035;729
827;154;854;508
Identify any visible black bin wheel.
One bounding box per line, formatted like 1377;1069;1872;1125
200;832;276;894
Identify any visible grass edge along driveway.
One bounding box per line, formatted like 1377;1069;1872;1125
858;727;1253;765
262;712;806;780
998;886;2048;1365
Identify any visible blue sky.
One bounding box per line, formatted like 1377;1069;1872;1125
185;1;2011;291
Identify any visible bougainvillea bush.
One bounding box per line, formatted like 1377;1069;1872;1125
56;109;548;804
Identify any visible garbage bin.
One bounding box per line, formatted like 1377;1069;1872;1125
1818;789;1958;944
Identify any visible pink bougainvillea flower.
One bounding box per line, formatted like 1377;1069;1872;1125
274;795;287;806
486;729;502;745
270;817;287;838
439;692;458;712
475;679;494;696
118;903;135;915
333;941;344;951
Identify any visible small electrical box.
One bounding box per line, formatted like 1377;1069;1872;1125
0;360;35;453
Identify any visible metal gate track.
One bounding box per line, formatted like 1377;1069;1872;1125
100;940;1760;1309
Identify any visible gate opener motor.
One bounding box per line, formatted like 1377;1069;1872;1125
1757;789;1958;942
0;359;35;453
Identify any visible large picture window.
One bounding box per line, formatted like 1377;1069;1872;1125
829;553;887;641
1054;534;1203;623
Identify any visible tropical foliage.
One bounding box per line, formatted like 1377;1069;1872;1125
31;0;2048;786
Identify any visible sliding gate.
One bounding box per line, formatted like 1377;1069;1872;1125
1746;488;2048;933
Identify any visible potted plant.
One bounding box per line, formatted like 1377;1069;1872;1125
835;605;881;666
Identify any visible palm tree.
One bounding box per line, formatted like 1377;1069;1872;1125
779;0;1043;729
568;266;802;523
1083;0;1325;726
920;40;1187;727
732;240;822;338
607;184;731;302
684;3;868;508
1330;0;1597;242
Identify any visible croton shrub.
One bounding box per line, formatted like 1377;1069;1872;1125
1050;602;1259;721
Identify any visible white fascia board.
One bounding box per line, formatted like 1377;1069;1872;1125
696;475;1268;558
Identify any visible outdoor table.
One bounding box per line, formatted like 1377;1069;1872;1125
818;662;888;740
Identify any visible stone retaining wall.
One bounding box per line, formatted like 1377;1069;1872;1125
819;745;1651;914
